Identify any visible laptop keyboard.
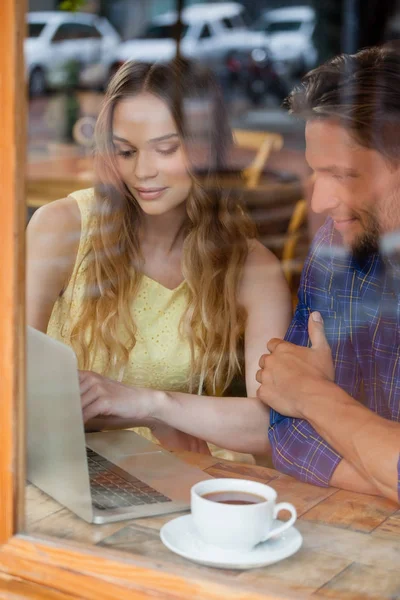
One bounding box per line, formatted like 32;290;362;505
86;447;172;511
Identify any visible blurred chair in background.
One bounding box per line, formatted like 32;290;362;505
281;199;308;285
233;129;284;188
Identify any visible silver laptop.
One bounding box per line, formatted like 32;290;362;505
26;326;211;524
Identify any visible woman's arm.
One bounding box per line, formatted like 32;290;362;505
158;243;292;451
239;241;292;399
27;200;211;454
80;371;271;453
80;242;292;455
27;198;81;331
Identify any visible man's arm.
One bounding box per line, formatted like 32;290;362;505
258;312;399;501
268;415;381;494
267;222;369;489
301;379;400;502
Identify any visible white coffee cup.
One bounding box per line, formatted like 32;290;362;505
191;478;297;552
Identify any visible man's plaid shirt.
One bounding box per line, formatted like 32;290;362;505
268;218;400;499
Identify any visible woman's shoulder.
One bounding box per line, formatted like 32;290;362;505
239;239;289;306
26;196;82;298
67;186;96;208
27;188;97;235
245;239;281;270
27;195;81;237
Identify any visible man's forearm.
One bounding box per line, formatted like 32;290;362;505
300;381;400;502
330;459;382;495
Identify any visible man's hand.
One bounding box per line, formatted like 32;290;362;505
255;311;335;417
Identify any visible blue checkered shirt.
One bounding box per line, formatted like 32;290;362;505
268;219;400;500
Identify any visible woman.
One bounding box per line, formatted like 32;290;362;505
27;60;291;459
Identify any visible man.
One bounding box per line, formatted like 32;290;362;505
256;45;400;502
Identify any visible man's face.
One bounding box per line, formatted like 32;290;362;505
306;119;400;259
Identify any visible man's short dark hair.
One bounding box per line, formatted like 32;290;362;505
286;45;400;163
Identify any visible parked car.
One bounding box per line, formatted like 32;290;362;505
109;2;263;81
26;11;120;96
251;6;317;76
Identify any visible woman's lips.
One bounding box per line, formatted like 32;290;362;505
135;187;168;201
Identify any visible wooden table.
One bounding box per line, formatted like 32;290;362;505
25;451;400;600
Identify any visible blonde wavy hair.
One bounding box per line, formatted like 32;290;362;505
70;60;256;394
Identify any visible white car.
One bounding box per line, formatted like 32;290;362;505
110;2;263;80
252;6;317;76
26;11;120;96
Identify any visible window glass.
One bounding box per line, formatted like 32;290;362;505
52;23;82;42
222;17;233;30
140;23;189;39
28;23;46;38
24;6;400;594
266;20;304;33
77;24;102;40
199;23;212;39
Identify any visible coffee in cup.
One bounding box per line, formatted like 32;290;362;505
201;491;266;505
191;478;297;552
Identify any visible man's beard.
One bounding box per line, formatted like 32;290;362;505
351;212;380;264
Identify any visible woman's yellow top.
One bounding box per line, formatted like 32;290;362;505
47;188;254;463
47;187;194;389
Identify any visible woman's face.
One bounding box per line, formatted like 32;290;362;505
112;92;192;216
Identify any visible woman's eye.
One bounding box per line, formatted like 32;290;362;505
157;144;179;156
116;149;135;159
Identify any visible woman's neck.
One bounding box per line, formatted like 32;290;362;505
140;204;187;255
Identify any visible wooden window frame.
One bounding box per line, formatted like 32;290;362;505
0;3;271;598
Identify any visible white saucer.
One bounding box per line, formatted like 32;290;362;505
160;514;302;570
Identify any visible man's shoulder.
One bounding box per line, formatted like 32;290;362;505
305;218;351;274
312;217;336;244
297;218;360;310
310;218;346;257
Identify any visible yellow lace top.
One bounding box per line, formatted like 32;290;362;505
47;188;254;463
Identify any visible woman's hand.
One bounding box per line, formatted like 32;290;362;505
79;370;154;423
79;370;211;455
